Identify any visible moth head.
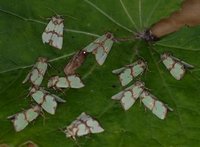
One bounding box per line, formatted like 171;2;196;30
161;52;171;60
52;15;64;25
105;32;114;39
135;81;145;87
65;126;77;140
137;59;147;68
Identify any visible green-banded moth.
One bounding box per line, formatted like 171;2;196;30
23;57;48;86
64;50;88;76
112;59;147;86
42;16;64;49
140;90;172;120
7;105;41;132
83;32;114;65
63;112;104;140
112;81;145;110
161;52;194;80
47;75;84;90
29;87;66;115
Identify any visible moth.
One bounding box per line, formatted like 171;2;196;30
112;81;145;110
47;75;84;90
19;140;38;147
161;52;194;80
29;87;66;115
7;105;41;132
112;59;147;86
63;112;104;139
42;15;64;49
64;50;88;75
23;57;48;86
139;90;172;120
83;32;114;65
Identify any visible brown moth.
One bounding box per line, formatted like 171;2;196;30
64;50;88;75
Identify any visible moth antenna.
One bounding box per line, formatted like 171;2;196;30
133;47;140;58
46;7;78;20
55;87;65;95
62;14;78;20
157;58;162;64
48;63;61;74
59;127;66;134
73;139;81;147
137;55;145;61
144;86;152;92
39;15;51;21
188;70;200;82
40;109;46;125
46;7;59;16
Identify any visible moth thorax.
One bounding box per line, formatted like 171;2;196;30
66;127;77;138
33;105;41;112
135;81;144;87
138;60;146;67
37;57;48;63
29;87;38;94
137;59;144;64
142;91;149;97
106;32;113;39
161;52;170;60
48;76;59;87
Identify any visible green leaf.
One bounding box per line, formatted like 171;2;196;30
0;0;200;146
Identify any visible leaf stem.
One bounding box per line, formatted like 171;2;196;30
84;0;134;33
0;8;100;37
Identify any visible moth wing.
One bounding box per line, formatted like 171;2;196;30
95;39;113;66
171;56;194;68
31;90;44;104
22;72;31;84
152;101;168;120
111;90;124;100
42;20;55;43
76;123;90;136
42;95;57;115
86;119;104;133
68;75;84;88
170;63;185;80
77;112;89;120
121;91;135;111
50;23;64;49
131;64;145;77
119;68;133;86
131;85;144;99
52;94;66;103
30;69;43;86
162;56;174;70
83;34;108;53
26;107;40;122
56;77;69;88
111;84;135;100
13;113;28;132
141;93;155;110
37;62;48;75
112;67;126;74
